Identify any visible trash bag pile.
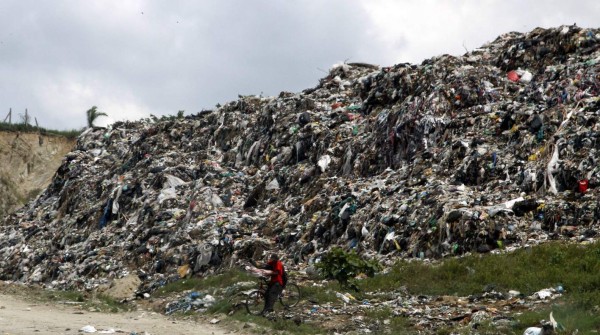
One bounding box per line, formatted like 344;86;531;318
0;25;598;294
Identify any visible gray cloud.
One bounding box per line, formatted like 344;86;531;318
0;0;597;129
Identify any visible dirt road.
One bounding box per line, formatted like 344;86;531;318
0;293;236;335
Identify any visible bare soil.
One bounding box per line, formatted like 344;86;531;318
0;131;75;217
0;291;240;335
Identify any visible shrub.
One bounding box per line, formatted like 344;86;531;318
316;247;382;291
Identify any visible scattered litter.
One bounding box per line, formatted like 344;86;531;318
80;325;97;333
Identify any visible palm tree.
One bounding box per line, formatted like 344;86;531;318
86;106;108;128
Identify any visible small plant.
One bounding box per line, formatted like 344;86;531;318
316;247;382;291
86;106;108;128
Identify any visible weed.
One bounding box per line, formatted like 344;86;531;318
228;313;318;335
94;293;131;313
206;299;233;314
155;278;203;296
154;269;254;297
316;247;382;291
363;307;413;333
301;283;339;304
42;290;86;303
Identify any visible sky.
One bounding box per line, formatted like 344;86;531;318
0;1;598;130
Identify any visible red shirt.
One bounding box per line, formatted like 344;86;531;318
267;260;284;286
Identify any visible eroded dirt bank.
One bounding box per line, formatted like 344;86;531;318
0;131;75;218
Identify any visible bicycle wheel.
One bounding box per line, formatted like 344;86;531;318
245;290;264;315
279;283;301;308
227;291;249;312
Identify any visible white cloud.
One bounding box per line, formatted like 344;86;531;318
34;72;152;129
363;0;600;64
0;0;598;130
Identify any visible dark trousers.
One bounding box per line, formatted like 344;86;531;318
263;282;283;313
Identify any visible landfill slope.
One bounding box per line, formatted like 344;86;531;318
0;25;598;295
0;131;75;218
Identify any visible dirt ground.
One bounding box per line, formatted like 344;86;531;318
0;292;242;335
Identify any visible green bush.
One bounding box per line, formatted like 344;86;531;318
316;247;382;291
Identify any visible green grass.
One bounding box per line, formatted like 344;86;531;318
226;313;319;335
361;242;600;299
0;122;82;139
206;299;234;314
364;307;414;334
42;290;86;303
36;289;131;313
356;241;600;333
467;303;600;334
154;269;255;297
93;293;132;313
301;283;339;305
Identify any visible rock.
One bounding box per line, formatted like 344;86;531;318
101;274;142;301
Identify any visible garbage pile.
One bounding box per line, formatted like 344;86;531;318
296;285;564;333
0;25;598;297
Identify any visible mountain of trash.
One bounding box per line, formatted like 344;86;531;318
0;25;598;294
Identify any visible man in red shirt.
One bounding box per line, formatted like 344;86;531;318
260;253;284;315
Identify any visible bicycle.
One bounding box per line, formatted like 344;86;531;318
245;277;301;315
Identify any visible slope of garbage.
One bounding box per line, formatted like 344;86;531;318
0;131;75;218
0;25;598;313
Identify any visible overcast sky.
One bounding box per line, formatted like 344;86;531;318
0;1;598;130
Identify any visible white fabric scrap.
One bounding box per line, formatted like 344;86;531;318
80;325;97;333
266;178;280;190
163;174;186;189
318;155;332;172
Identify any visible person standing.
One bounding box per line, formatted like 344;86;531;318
259;253;284;315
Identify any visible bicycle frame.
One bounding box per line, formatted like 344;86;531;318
244;272;300;315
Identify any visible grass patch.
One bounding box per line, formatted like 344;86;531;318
361;241;600;300
468;303;600;334
511;302;600;333
31;288;131;313
0;123;82;139
364;307;414;334
154;269;255;297
206;299;234;314
227;313;318;335
43;128;82;139
301;282;339;305
93;293;132;313
356;241;600;334
41;290;86;303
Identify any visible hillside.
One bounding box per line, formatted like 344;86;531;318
0;24;598;302
0;131;75;218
